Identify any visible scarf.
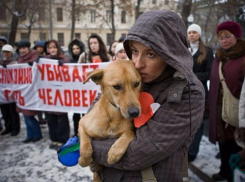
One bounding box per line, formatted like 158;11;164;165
143;65;176;101
216;39;245;62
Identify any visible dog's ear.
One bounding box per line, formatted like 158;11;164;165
83;69;104;84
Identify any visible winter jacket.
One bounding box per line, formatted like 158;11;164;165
68;39;85;63
90;10;205;182
17;50;39;116
192;47;214;99
239;78;245;128
209;51;245;144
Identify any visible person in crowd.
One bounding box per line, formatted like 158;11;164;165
33;41;45;57
33;40;47;126
86;10;205;181
78;34;110;63
108;40;118;60
0;36;8;58
114;42;128;61
209;21;245;182
44;40;50;55
13;41;19;61
17;40;43;143
45;40;71;150
68;39;86;136
0;44;20;136
118;36;126;43
187;24;214;162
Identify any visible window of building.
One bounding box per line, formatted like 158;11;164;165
165;0;169;5
0;33;8;38
152;0;157;4
21;33;29;41
107;33;112;46
57;33;64;46
91;10;96;23
106;10;111;22
39;7;46;21
75;33;81;40
121;11;126;23
57;8;63;22
39;33;46;41
0;6;7;21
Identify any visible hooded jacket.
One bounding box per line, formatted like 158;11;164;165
68;39;85;63
91;10;205;181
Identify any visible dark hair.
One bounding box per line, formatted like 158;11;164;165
18;40;31;48
46;40;64;59
88;34;109;62
188;38;207;65
108;40;118;57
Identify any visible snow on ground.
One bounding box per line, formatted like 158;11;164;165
0;113;206;182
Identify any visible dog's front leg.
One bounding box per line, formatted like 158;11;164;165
107;131;135;164
78;126;93;167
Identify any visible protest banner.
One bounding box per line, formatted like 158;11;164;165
0;58;109;113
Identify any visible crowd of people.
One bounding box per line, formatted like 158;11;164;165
0;10;245;182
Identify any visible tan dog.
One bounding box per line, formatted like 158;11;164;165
78;59;142;181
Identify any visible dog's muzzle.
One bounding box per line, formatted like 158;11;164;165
128;107;140;118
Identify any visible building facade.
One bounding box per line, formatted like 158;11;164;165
0;0;176;49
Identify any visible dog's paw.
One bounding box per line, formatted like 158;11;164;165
78;156;92;167
107;149;124;164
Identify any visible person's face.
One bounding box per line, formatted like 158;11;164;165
19;47;30;56
218;31;237;50
2;51;12;59
89;38;99;54
116;49;128;60
72;44;81;55
130;41;167;83
187;31;200;43
36;46;44;54
48;42;58;56
111;42;118;54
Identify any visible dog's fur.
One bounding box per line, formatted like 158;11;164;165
78;59;142;181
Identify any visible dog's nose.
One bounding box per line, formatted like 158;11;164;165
128;108;140;118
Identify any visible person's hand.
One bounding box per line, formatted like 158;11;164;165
229;153;242;170
58;60;63;66
2;63;7;68
28;62;33;66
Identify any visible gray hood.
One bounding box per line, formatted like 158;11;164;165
124;10;193;82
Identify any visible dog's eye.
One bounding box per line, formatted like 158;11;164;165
113;85;121;90
134;82;140;88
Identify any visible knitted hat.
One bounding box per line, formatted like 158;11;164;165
33;41;45;49
115;43;124;55
18;40;31;48
216;21;242;38
187;24;202;36
2;44;14;54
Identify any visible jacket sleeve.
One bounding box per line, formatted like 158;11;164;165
78;52;85;63
195;48;214;82
239;78;245;127
91;84;205;171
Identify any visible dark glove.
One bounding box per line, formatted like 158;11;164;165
58;60;63;66
35;58;39;63
229;153;242;170
2;63;7;68
28;62;33;66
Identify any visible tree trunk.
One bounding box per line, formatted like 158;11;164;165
8;0;23;45
111;0;115;41
135;0;141;20
70;0;76;41
181;0;192;29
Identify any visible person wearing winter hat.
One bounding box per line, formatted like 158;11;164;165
33;41;45;57
68;39;85;136
114;42;128;61
187;24;214;163
209;21;245;182
17;40;43;143
0;36;8;58
0;44;20;137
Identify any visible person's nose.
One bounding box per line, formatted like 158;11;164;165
134;55;144;69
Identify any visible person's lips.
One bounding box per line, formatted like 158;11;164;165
140;72;148;77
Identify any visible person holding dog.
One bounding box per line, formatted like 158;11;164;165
85;10;205;181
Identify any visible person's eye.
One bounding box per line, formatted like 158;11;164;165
147;53;155;58
131;48;138;55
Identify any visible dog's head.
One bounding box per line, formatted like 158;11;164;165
84;59;142;119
